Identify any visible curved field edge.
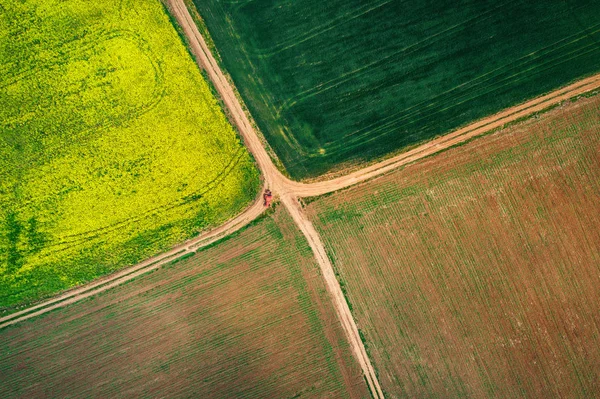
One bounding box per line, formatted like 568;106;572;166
0;0;260;310
0;189;267;326
306;95;600;398
173;0;289;177
0;207;368;399
192;0;600;179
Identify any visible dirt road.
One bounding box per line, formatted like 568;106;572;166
285;73;600;197
3;0;600;396
0;191;266;329
281;193;385;398
166;2;385;395
164;2;600;396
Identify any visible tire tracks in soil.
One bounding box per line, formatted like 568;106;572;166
3;1;600;397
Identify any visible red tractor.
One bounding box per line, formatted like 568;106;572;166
263;189;273;207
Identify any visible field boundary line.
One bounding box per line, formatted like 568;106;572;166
0;186;266;329
284;74;600;196
281;194;385;399
166;1;387;395
6;1;600;396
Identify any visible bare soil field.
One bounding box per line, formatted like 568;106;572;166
306;95;600;398
0;208;368;398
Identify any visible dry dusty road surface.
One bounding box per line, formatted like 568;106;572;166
285;73;600;197
167;0;285;189
4;0;600;396
281;193;385;398
166;1;385;396
0;190;266;329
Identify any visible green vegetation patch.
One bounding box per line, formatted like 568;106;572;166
0;0;259;309
0;209;366;398
193;0;600;178
306;96;600;397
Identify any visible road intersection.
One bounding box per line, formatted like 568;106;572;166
3;1;600;396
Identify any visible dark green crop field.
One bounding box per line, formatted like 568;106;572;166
193;0;600;178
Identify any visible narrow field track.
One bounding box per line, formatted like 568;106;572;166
305;95;600;397
0;190;266;329
0;0;260;308
4;1;600;397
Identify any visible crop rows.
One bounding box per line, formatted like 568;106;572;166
307;95;600;397
194;0;600;178
0;209;368;398
0;0;259;309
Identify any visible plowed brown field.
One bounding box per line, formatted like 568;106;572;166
0;209;368;398
306;95;600;398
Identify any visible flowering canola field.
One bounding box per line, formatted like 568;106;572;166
0;0;259;309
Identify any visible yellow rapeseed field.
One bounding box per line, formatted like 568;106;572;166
0;0;259;308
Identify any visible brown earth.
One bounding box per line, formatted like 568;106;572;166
0;208;368;399
306;95;600;398
128;3;600;394
3;1;600;397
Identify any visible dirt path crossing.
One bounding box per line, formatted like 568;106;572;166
3;1;600;397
